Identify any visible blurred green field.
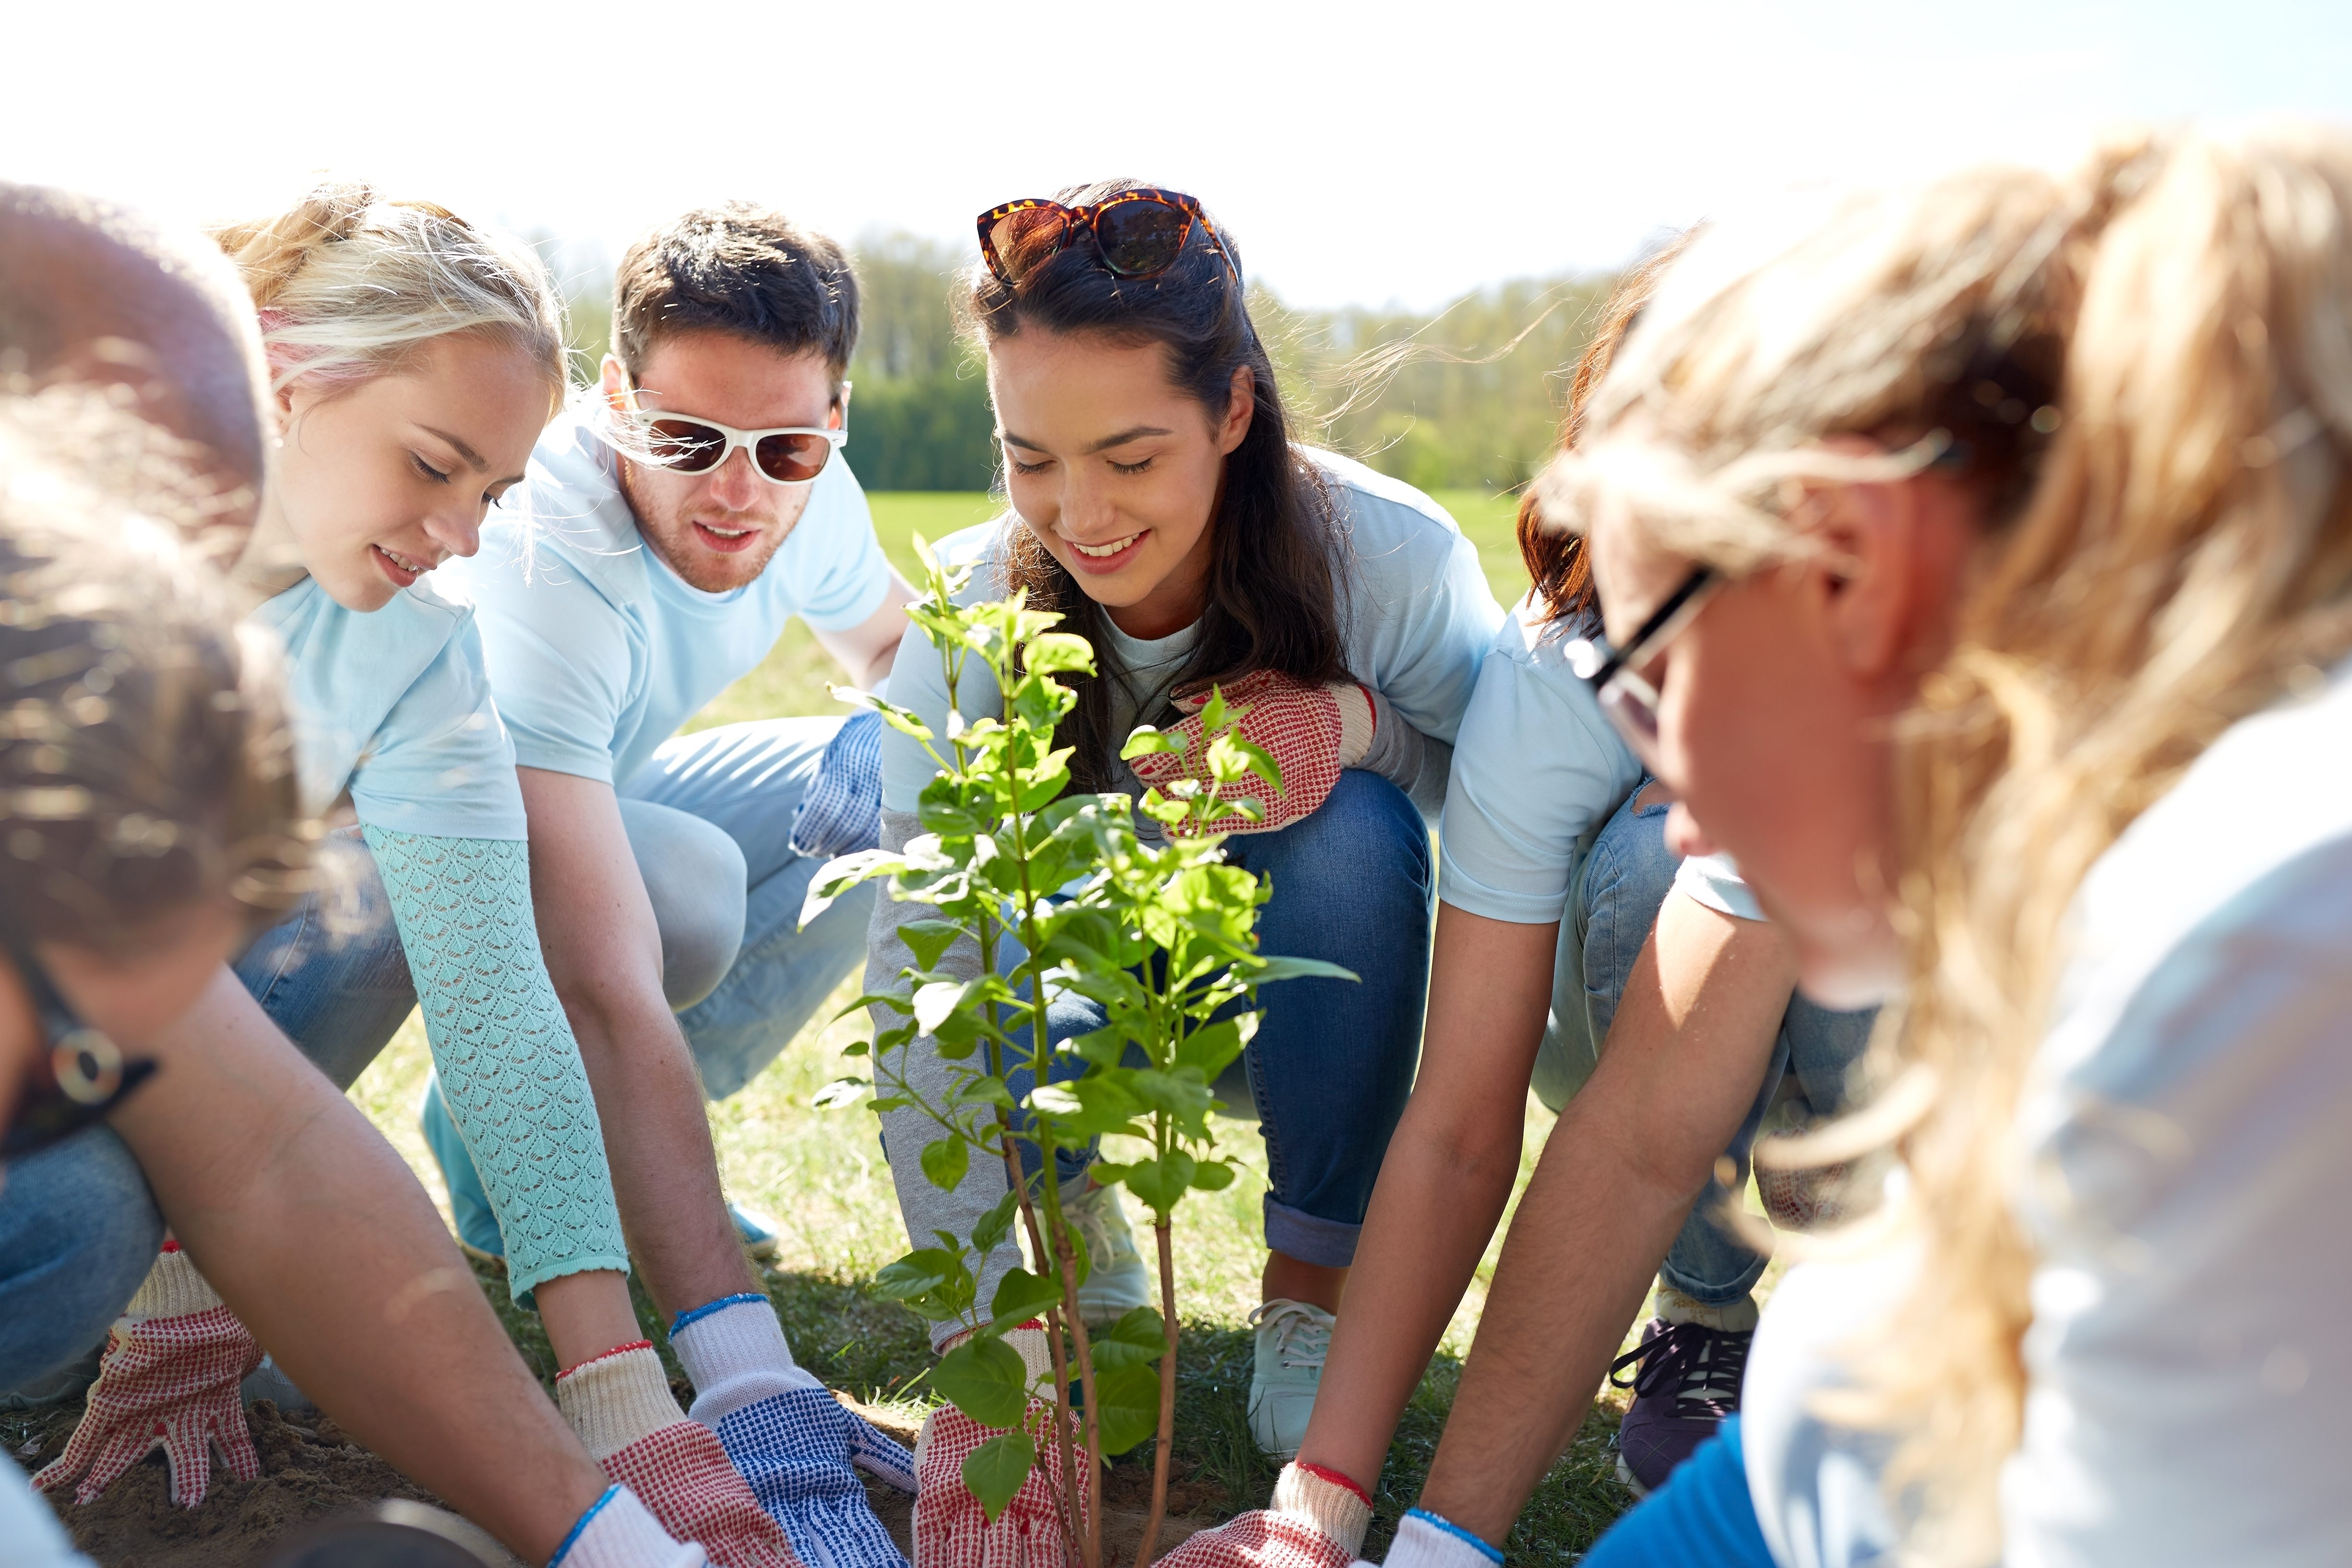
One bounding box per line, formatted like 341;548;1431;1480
352;484;1655;1559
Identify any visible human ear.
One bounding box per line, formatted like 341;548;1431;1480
1215;364;1254;455
599;353;631;416
1811;480;1921;681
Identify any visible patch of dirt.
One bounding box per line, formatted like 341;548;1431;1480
15;1400;514;1568
842;1396;1231;1567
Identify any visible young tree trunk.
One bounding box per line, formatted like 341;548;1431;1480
1132;1221;1181;1568
1051;1219;1106;1568
998;1129;1083;1559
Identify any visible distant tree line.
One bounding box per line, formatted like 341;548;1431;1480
553;232;1614;495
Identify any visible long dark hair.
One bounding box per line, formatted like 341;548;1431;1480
967;179;1352;793
1518;231;1695;627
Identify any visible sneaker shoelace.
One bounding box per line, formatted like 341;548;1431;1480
1607;1320;1749;1418
1249;1301;1333;1372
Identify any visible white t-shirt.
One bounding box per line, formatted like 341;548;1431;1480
1743;660;2352;1568
2;1468;90;1568
448;412;893;787
880;449;1502;815
1437;595;1644;923
249;575;525;839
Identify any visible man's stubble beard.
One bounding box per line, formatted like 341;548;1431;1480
619;459;798;594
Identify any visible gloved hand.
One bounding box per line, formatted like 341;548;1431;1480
556;1341;803;1568
555;1483;711;1568
1362;1509;1504;1568
34;1244;263;1507
1154;1462;1372;1568
672;1293;913;1568
912;1325;1086;1568
1127;670;1375;835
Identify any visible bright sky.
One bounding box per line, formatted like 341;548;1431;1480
15;0;2351;311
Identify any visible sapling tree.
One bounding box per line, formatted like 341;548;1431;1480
806;537;1352;1568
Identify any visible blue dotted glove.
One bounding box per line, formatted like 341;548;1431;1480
708;1386;915;1568
789;710;883;859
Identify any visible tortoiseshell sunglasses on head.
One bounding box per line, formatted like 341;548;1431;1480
977;187;1240;290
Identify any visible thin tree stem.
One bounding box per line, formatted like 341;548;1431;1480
1134;1220;1180;1568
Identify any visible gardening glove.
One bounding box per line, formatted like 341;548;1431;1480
1360;1509;1503;1568
1155;1462;1373;1568
557;1341;804;1568
912;1324;1087;1568
556;1484;711;1568
1127;670;1376;836
34;1244;263;1507
1758;1160;1852;1233
671;1294;914;1568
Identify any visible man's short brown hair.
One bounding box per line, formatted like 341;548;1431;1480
612;202;859;389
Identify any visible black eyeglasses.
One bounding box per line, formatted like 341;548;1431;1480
3;934;157;1161
1562;565;1719;766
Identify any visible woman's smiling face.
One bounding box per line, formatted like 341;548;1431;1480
987;328;1253;640
265;332;550;611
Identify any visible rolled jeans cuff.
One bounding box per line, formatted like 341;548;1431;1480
1264;1197;1359;1269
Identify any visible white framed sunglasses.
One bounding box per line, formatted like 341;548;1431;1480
622;383;851;486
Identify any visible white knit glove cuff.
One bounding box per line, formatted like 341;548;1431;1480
1273;1463;1373;1556
670;1294;819;1425
1333;683;1376;770
553;1484;707;1568
1383;1510;1504;1568
556;1344;687;1463
125;1246;224;1320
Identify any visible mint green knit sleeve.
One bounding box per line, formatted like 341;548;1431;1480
360;825;631;1303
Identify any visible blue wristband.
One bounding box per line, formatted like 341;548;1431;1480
671;1291;768;1336
1406;1508;1505;1566
549;1483;621;1567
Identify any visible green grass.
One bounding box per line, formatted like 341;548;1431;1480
348;485;1650;1559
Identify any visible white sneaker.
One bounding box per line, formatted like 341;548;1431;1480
1247;1299;1334;1460
1064;1182;1153;1328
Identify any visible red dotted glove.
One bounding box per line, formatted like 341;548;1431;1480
34;1245;263;1508
1153;1463;1371;1568
1758;1161;1851;1232
1127;670;1375;836
558;1342;804;1568
912;1327;1086;1568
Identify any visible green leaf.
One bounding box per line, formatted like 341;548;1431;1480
1191;1159;1237;1190
1251;956;1361;986
811;1076;868;1111
1120;726;1178;760
1023;632;1095;675
1089;1305;1168;1369
1172;1016;1252;1080
896;919;969;973
832;990;913;1022
920;1135;970;1192
1028;1076;1145;1139
1119;1151;1197;1214
971;1188;1020;1257
913;980;969;1035
1091;1360;1164;1457
933;1334;1032;1430
960;1428;1037;1524
872;1247;974;1321
1198;687;1231;734
989;1267;1063;1327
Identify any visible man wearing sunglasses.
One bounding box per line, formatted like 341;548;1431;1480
438;200;920;1563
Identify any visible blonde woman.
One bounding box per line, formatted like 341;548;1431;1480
1381;128;2352;1567
26;183;803;1567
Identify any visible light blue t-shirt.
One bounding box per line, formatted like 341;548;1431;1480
880;449;1503;814
1439;592;1765;925
448;411;893;787
249;575;526;839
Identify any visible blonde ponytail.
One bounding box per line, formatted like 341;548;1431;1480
1543;125;2352;1564
211;178;564;409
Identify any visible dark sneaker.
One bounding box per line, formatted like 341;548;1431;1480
1608;1317;1751;1495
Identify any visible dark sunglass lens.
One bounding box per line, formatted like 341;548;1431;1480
755;433;831;483
1095;200;1191;277
647;418;727;472
989;209;1069;283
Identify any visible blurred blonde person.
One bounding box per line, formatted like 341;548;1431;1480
1477;126;2352;1568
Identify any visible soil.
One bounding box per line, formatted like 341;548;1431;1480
15;1394;1229;1568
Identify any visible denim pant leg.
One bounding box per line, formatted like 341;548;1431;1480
0;1128;163;1385
985;769;1433;1269
621;717;879;1101
234;829;421;1091
1564;790;1790;1306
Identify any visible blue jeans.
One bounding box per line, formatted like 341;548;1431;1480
1537;788;1876;1306
985;768;1435;1268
